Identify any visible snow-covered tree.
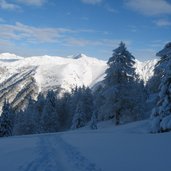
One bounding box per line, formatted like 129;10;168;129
105;42;136;86
40;90;59;133
90;111;97;130
34;93;46;133
69;86;93;129
93;84;106;120
13;110;25;135
100;42;143;124
147;42;171;94
13;97;37;135
24;97;38;134
35;93;46;115
57;92;71;130
0;100;13;137
71;101;85;129
151;59;171;133
81;87;93;123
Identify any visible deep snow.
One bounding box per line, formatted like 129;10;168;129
0;120;170;171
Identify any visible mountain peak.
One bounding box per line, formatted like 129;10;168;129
73;53;87;59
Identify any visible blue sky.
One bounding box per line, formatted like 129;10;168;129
0;0;171;61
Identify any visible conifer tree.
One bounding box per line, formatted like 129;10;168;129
105;42;136;86
0;100;13;137
71;101;85;129
101;42;141;124
34;93;46;133
151;60;171;133
40;90;59;133
90;111;97;130
58;92;71;130
147;42;171;93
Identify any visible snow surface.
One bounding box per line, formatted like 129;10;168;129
0;120;171;171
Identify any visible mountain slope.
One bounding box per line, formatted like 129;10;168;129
135;59;158;83
0;53;157;111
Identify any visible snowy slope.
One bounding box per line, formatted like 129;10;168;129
0;53;157;111
0;53;23;61
0;53;107;91
0;53;157;89
0;53;107;110
0;120;170;171
135;59;158;83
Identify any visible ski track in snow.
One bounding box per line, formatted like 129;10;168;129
20;134;101;171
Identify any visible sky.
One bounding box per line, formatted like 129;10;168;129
0;0;171;61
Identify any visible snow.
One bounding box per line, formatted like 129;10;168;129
150;116;161;133
134;59;158;83
0;53;107;92
0;120;171;171
0;52;157;112
0;53;157;93
0;53;23;61
160;115;171;131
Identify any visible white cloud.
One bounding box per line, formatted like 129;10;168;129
17;0;46;6
0;0;20;10
0;0;46;11
105;4;117;13
0;22;104;45
125;0;171;16
154;19;171;27
0;21;132;59
0;22;73;43
81;0;102;5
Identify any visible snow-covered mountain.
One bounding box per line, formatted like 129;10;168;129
135;59;158;83
0;53;107;111
0;53;157;111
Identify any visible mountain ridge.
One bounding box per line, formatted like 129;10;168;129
0;53;157;111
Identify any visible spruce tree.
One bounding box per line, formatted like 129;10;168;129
147;42;171;94
58;92;71;130
24;97;37;134
69;86;93;129
40;90;59;133
151;60;171;133
105;42;136;86
102;42;140;124
71;101;85;129
0;100;13;137
34;93;46;133
90;111;97;130
81;87;93;123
